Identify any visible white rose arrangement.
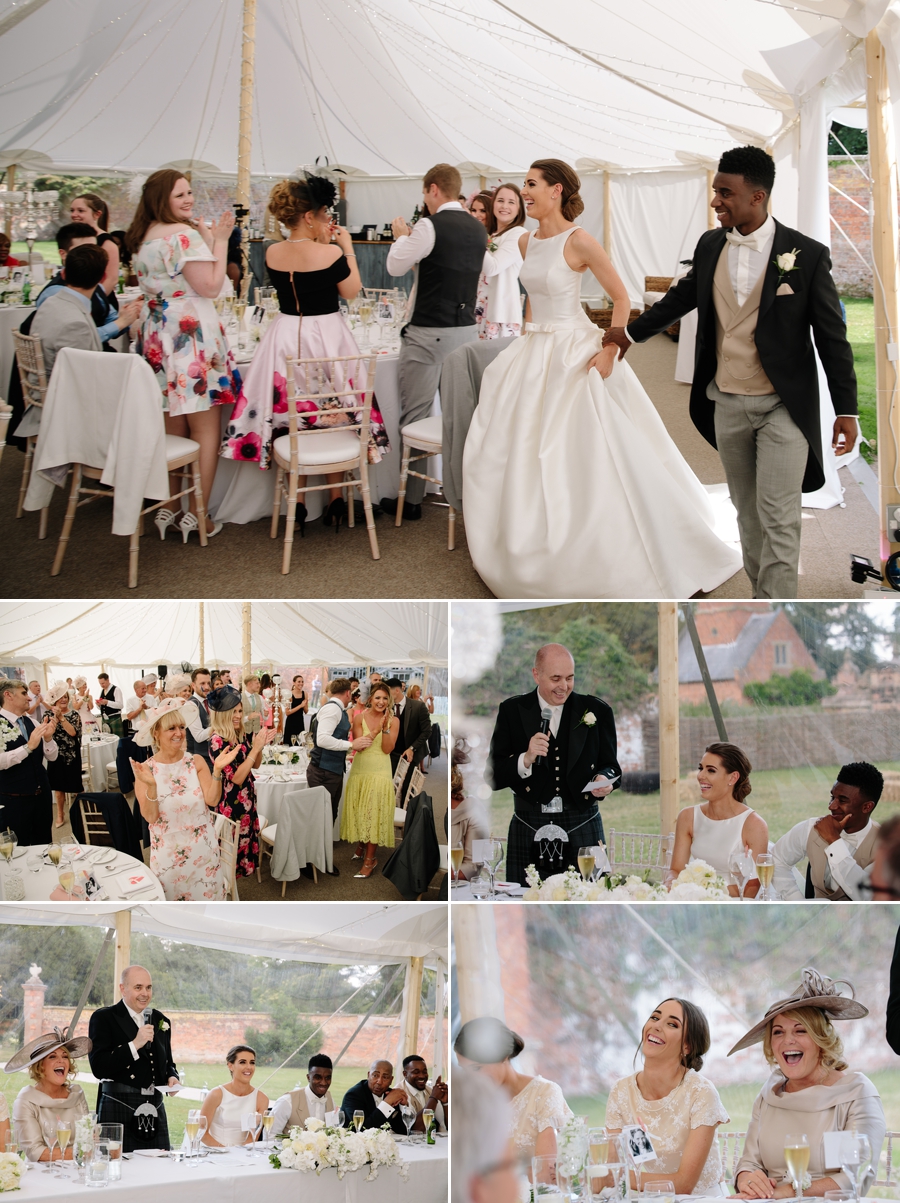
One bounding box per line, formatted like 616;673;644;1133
523;859;726;901
270;1117;408;1181
0;1152;24;1192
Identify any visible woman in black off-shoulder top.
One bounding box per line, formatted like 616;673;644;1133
221;175;389;530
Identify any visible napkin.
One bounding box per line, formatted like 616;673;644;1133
112;869;155;896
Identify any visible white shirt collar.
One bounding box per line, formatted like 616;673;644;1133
305;1085;326;1118
435;201;463;213
124;1002;146;1028
0;708;25;725
842;818;874;849
537;692;564;713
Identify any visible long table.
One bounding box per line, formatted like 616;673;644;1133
14;1135;447;1203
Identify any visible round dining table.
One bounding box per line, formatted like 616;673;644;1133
83;732;120;791
0;842;165;901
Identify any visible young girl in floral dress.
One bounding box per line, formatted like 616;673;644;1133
206;687;273;878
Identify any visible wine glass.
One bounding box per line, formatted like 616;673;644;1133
260;1108;275;1151
0;827;16;864
47;840;62;868
728;848;753;898
57;857;76;898
242;1110;262;1155
578;846;596;883
400;1103;416;1144
41;1119;59;1174
784;1132;809;1203
840;1131;872;1201
56;1117;72;1173
486;838;504;897
450;845;465;888
353;1109;365;1132
185;1110;206;1165
755;851;776;901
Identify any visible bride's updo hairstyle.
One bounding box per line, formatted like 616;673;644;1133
454;1016;525;1064
704;741;752;801
529;159;584;220
268;174;337;228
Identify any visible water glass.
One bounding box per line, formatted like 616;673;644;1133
532;1154;565;1198
469;871;490;900
86;1144;109;1187
99;1124;123;1181
643;1180;675;1203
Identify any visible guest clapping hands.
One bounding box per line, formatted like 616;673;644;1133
207;687;273;879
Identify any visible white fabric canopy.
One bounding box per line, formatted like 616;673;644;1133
0;601;447;669
0;901;447;967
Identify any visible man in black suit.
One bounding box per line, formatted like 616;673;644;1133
603;145;858;600
387;678;432;798
340;1060;408;1135
0;677;57;846
488;643;620;886
88;964;180;1152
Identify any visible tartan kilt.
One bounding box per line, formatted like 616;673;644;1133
97;1085;170;1152
505;806;605;887
104;714;124;738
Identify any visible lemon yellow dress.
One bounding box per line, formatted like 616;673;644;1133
340;728;395;847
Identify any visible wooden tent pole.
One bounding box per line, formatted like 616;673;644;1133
198;602;205;666
865;30;900;575
658;603;679;838
236;0;258;301
113;910;131;1000
453;906;505;1023
242;603;251;684
3;163;14;238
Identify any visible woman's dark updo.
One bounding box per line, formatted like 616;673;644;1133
635;999;710;1072
705;741;752;802
529;159;584;220
454;1017;524;1064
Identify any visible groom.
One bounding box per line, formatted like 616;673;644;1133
487;643;621;886
603;145;858;599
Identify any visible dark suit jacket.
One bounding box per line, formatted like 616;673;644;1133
88;1000;177;1093
186;694;211;767
887;925;900;1056
382;790;441;899
390;698;432;770
488;689;620;811
626;220;857;493
340;1079;406;1135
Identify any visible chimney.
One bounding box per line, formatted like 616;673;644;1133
22;964;46;1044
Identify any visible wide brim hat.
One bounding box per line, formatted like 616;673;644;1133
44;682;69;707
133;698;199;747
4;1027;92;1073
728;968;868;1055
206;686;241;712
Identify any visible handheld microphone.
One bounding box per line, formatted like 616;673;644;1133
534;709;552;767
142;1006;153;1028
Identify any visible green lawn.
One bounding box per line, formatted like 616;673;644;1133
489;761;900;877
10;239;60;265
843;297;876;461
0;1061;367;1146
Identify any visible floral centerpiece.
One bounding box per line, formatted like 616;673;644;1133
522;860;727;901
269;1117;408;1181
0;1152;24;1192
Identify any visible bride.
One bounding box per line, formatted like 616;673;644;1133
462;159;742;599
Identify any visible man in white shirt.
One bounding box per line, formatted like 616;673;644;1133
382;163;490;521
773;762;884;900
402;1056;448;1132
0;677;58;845
308;677;373;821
185;668;213;767
26;680;44;721
603;144;858;599
96;672;125;736
116;679;151;796
270;1054;335;1136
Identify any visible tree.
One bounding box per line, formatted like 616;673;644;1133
245;993;322;1066
743;670;836;707
783;603;887;677
828;122;867;156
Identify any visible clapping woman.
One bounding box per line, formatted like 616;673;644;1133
44;683;82;829
479;184;526;339
282;675;308;743
207;687;273;878
340;682;399;879
201;1045;270;1147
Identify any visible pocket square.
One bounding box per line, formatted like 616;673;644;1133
776;282;794;296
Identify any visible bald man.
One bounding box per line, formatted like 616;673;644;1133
87;964;179;1151
487;643;621;886
340;1060;408;1135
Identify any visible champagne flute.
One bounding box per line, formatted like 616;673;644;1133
47;841;62;867
187;1112;207;1166
400;1103;416;1144
578;846;596;883
358;301;373;346
588;1127;609;1200
57;857;75;898
41;1120;59;1174
56;1118;72;1172
261;1108;275;1150
486;838;504;897
353;1109;365;1132
0;828;16;864
242;1110;262;1155
784;1133;809;1203
450;846;465;888
756;851;776;900
184;1109;201;1161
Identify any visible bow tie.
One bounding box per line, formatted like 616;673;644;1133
725;227;766;253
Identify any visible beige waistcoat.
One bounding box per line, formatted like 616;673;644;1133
286;1087;334;1130
806;823;880;900
712;245;776;396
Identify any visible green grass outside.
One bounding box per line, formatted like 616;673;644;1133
843;297;876;462
0;1061;367;1147
489;761;900;877
10;240;60;266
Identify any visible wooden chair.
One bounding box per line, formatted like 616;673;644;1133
79;796;113;846
395;414;455;549
607;829;675;883
80;745;93;793
12;331;51;538
0;400;13;474
393;758;413;843
716;1131;746;1186
256;811;268;883
407;766;426;799
50;436;208;587
271;353;380;574
876;1131;900;1188
258;815;319;895
216;813;241;900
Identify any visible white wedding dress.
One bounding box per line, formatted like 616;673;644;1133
463;227;743;598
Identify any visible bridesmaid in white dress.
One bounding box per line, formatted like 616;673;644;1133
463;159;742;599
668;742;768;897
201;1045;270;1147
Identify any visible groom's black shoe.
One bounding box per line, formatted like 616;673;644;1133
380;497;422;521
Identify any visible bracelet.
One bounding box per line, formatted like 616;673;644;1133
212;772;223;781
345;254;357;260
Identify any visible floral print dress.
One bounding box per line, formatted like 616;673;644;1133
132;228;244;416
148;753;226;900
208;733;261;877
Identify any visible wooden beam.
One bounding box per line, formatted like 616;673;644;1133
113;910;131;1000
658;602;679;838
865;30;900;575
453;905;505;1024
236;0;257;300
401;956;424;1058
198;601;205;666
242;603;251;683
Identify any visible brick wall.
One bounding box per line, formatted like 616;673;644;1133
42;1008;435;1066
692;603;770;644
828;159;875;297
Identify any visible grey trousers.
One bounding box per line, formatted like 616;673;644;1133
440;336;515;511
709;381;809;599
397;323;478;504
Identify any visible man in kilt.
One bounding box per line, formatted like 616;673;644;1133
487;643;621;886
88;965;179;1152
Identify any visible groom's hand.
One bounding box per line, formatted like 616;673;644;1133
602;326;631;359
832;415;857;456
523;731;550;769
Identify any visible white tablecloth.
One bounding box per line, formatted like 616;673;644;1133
255;772;345;840
0;304;33;394
13;1134;447;1203
0;842;164;901
83;734;120;790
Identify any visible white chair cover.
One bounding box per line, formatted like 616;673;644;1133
270;785;334;881
23;346;170;535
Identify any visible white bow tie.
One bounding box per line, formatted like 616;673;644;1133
725;228;766;253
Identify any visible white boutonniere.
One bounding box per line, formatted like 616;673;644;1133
579;711;597;727
158;1020;169;1032
774;248;800;284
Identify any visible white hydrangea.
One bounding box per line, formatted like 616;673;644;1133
0;1152;22;1193
273;1120;407;1181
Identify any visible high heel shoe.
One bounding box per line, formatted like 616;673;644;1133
154;508;177;540
323;497;346;533
351;843;364;860
354;856;378;879
179;513;224;543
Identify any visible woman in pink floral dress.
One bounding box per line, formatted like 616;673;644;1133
127;169;245;541
130;698;239;900
206;687;273;878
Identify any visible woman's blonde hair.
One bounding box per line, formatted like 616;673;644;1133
29;1047;76;1085
367;683;391;708
209;705;241;744
763;1007;848;1072
150;709;186;751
